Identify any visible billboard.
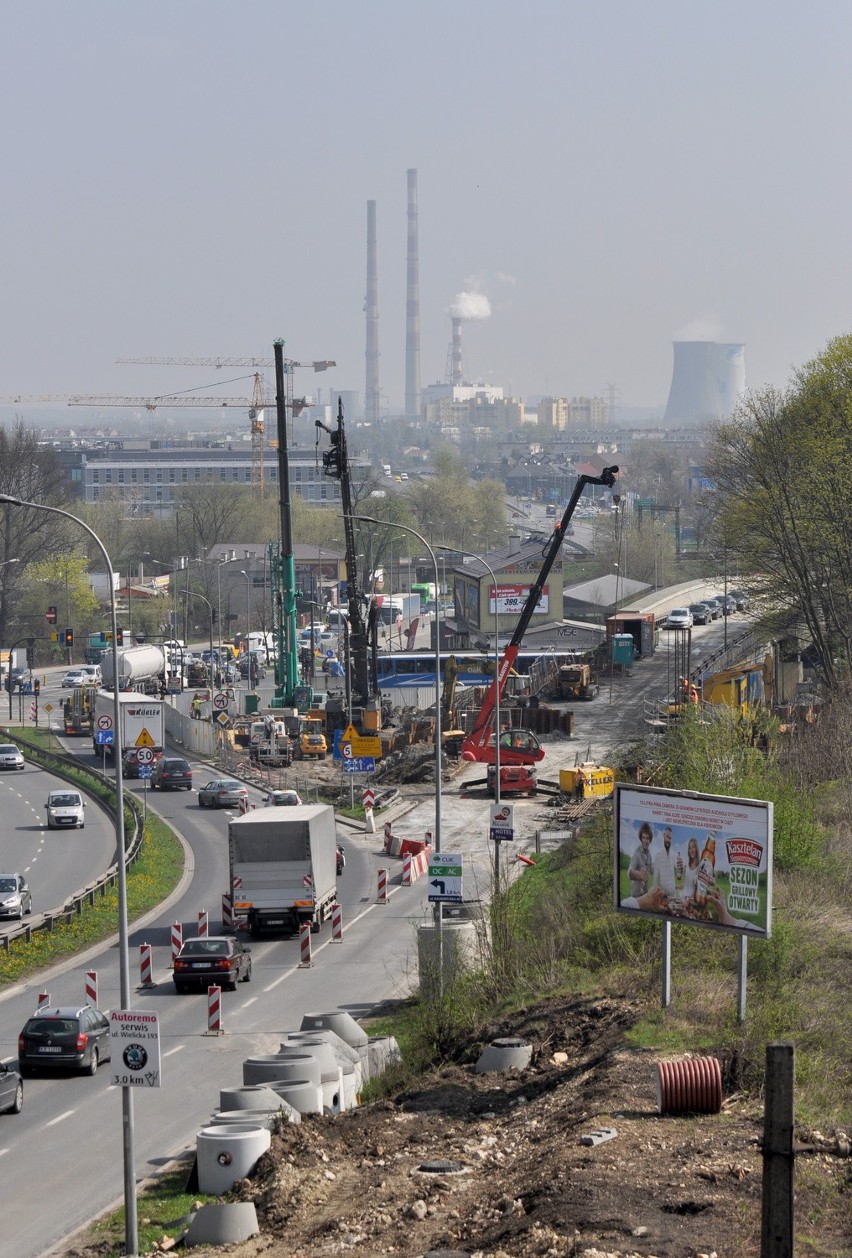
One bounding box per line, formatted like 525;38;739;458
614;784;773;937
489;584;550;616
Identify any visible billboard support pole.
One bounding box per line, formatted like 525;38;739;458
661;919;672;1008
737;935;748;1024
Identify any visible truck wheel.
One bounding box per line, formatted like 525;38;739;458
310;918;320;934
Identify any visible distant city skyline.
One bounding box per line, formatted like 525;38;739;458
2;3;851;415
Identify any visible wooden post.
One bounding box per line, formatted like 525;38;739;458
761;1041;795;1258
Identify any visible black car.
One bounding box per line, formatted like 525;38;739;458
173;936;252;992
122;748;163;779
702;597;722;620
714;593;737;615
0;1061;23;1114
150;756;193;790
18;1005;111;1076
728;588;749;611
689;602;712;626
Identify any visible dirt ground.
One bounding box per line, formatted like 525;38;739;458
70;994;849;1258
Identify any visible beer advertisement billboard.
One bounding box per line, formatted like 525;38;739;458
614;784;773;938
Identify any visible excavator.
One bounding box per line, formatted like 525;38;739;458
462;464;619;794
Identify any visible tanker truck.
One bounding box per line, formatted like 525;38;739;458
100;645;166;691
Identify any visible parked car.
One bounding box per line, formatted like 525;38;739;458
0;1061;23;1115
62;669;89;689
197;778;248;809
0;744;24;771
689;602;712;625
17;1005;111;1075
666;607;693;629
0;873;32;920
702;597;722;620
173;936;252;992
45;789;85;829
265;789;302;807
150;756;193;791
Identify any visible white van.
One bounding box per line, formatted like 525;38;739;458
327;608;349;627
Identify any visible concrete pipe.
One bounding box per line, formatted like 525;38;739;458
300;1010;369;1047
196;1124;271;1196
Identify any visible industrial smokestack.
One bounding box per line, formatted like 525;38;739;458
664;341;724;425
365;200;380;425
450;318;464;385
404;169;421;420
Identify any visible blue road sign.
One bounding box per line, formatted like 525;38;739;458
341;756;376;774
95;730;114;745
138;766;152;780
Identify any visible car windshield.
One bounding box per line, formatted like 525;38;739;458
181;940;229;956
218;780;240;790
26;1019;78;1038
0;877;17;892
162;761;188;771
50;794;81;807
0;745;17;754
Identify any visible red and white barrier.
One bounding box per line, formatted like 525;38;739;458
377;867;388;904
171;921;183;965
401;849;430;884
239;796;248;814
383;821;393;852
331;901;343;942
402;852;412;885
207;984;222;1034
298;921;312;968
197;908;208;938
221;894;234;932
37;991;50;1011
139;942;154;987
85;970;98;1007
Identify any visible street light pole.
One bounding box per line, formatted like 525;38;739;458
181;590;215;687
0;493;137;1257
240;569;251;667
353;515;441;852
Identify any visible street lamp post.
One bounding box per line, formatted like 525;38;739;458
240;569;252;672
0;493;138;1256
353;515;441;852
180;589;215;687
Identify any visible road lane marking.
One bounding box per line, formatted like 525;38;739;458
162;1045;185;1058
46;1110;76;1127
240;997;258;1009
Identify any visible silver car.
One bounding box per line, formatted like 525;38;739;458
197;778;248;809
0;744;24;771
46;789;86;829
0;873;32;920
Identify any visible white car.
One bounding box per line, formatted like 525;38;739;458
666;607;693;629
45;789;86;829
62;669;88;688
0;744;25;771
264;789;302;807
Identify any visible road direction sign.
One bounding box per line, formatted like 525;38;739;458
362;787;375;810
341;756;376;774
427;852;463;902
213;691;229;710
97;714;113;730
136;747;155;765
96;730;114;746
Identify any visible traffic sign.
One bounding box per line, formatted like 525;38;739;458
43;703;54;714
213;691;229;710
97;714;113;731
342;756;376;774
362;787;375;810
136;746;155;765
135;727;155;748
216;711;230;728
427;852;463;903
96;730;114;745
138;765;153;780
341;741;353;759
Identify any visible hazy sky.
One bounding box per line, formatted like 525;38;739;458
3;1;852;419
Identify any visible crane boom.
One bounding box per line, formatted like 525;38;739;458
461;464;619;767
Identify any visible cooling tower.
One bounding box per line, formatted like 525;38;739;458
404;168;421;419
716;343;746;416
365;200;380;425
664;341;724;425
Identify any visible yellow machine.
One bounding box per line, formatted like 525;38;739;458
63;684;99;736
299;718;328;760
559;762;615;801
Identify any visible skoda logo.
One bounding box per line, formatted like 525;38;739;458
122;1043;148;1071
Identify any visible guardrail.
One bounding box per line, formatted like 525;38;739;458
0;732;143;952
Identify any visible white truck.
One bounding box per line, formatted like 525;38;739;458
100;645;165;689
92;690;166;761
228;803;339;937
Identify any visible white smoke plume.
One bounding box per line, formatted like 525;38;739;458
449;291;491;320
675;315;724;341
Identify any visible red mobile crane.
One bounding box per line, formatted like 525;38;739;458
462;465;619;790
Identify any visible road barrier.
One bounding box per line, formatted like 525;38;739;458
37;991;50;1010
85;970;98;1006
139;942;154;987
207;984;223;1034
377;868;388;904
197;908;209;938
331;902;343;942
171;921;183;965
298;922;312;968
221;894;234;932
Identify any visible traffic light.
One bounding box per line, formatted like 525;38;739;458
33;679;40;695
64;627;74;646
116;627;124;646
45;606;57;624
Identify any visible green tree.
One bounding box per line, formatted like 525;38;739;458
708;335;852;686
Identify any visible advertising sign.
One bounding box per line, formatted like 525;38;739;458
615;784;773;937
488;584;549;617
489;802;515;843
109;1010;161;1088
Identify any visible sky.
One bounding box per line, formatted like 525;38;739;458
3;1;852;421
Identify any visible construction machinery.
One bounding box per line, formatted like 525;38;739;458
556;657;599;701
461;464;619;793
63;684;99;736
